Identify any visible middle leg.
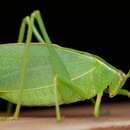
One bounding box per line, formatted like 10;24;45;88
53;75;61;122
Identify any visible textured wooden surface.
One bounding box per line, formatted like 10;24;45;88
0;102;130;130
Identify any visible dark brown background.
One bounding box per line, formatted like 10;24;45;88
0;0;130;107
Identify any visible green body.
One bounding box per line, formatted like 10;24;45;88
0;43;123;106
0;10;129;121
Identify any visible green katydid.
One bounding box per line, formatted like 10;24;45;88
0;10;130;121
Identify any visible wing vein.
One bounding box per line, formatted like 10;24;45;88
2;67;96;92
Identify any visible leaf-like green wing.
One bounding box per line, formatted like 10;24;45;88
0;43;98;105
31;11;71;82
0;43;96;92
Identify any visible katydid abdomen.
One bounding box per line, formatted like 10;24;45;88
0;43;124;106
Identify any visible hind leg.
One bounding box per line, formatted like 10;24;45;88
6;102;13;116
4;17;32;119
13;17;33;120
30;10;51;43
0;16;33;120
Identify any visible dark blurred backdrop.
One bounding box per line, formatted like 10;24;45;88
0;1;130;108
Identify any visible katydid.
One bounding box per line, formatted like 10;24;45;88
0;10;130;121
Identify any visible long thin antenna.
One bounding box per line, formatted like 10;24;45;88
126;69;130;79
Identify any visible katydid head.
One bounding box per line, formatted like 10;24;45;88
109;70;129;97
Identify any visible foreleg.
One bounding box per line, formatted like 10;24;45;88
118;89;130;97
94;92;103;117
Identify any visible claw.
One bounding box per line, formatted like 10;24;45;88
128;93;130;98
0;116;18;121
